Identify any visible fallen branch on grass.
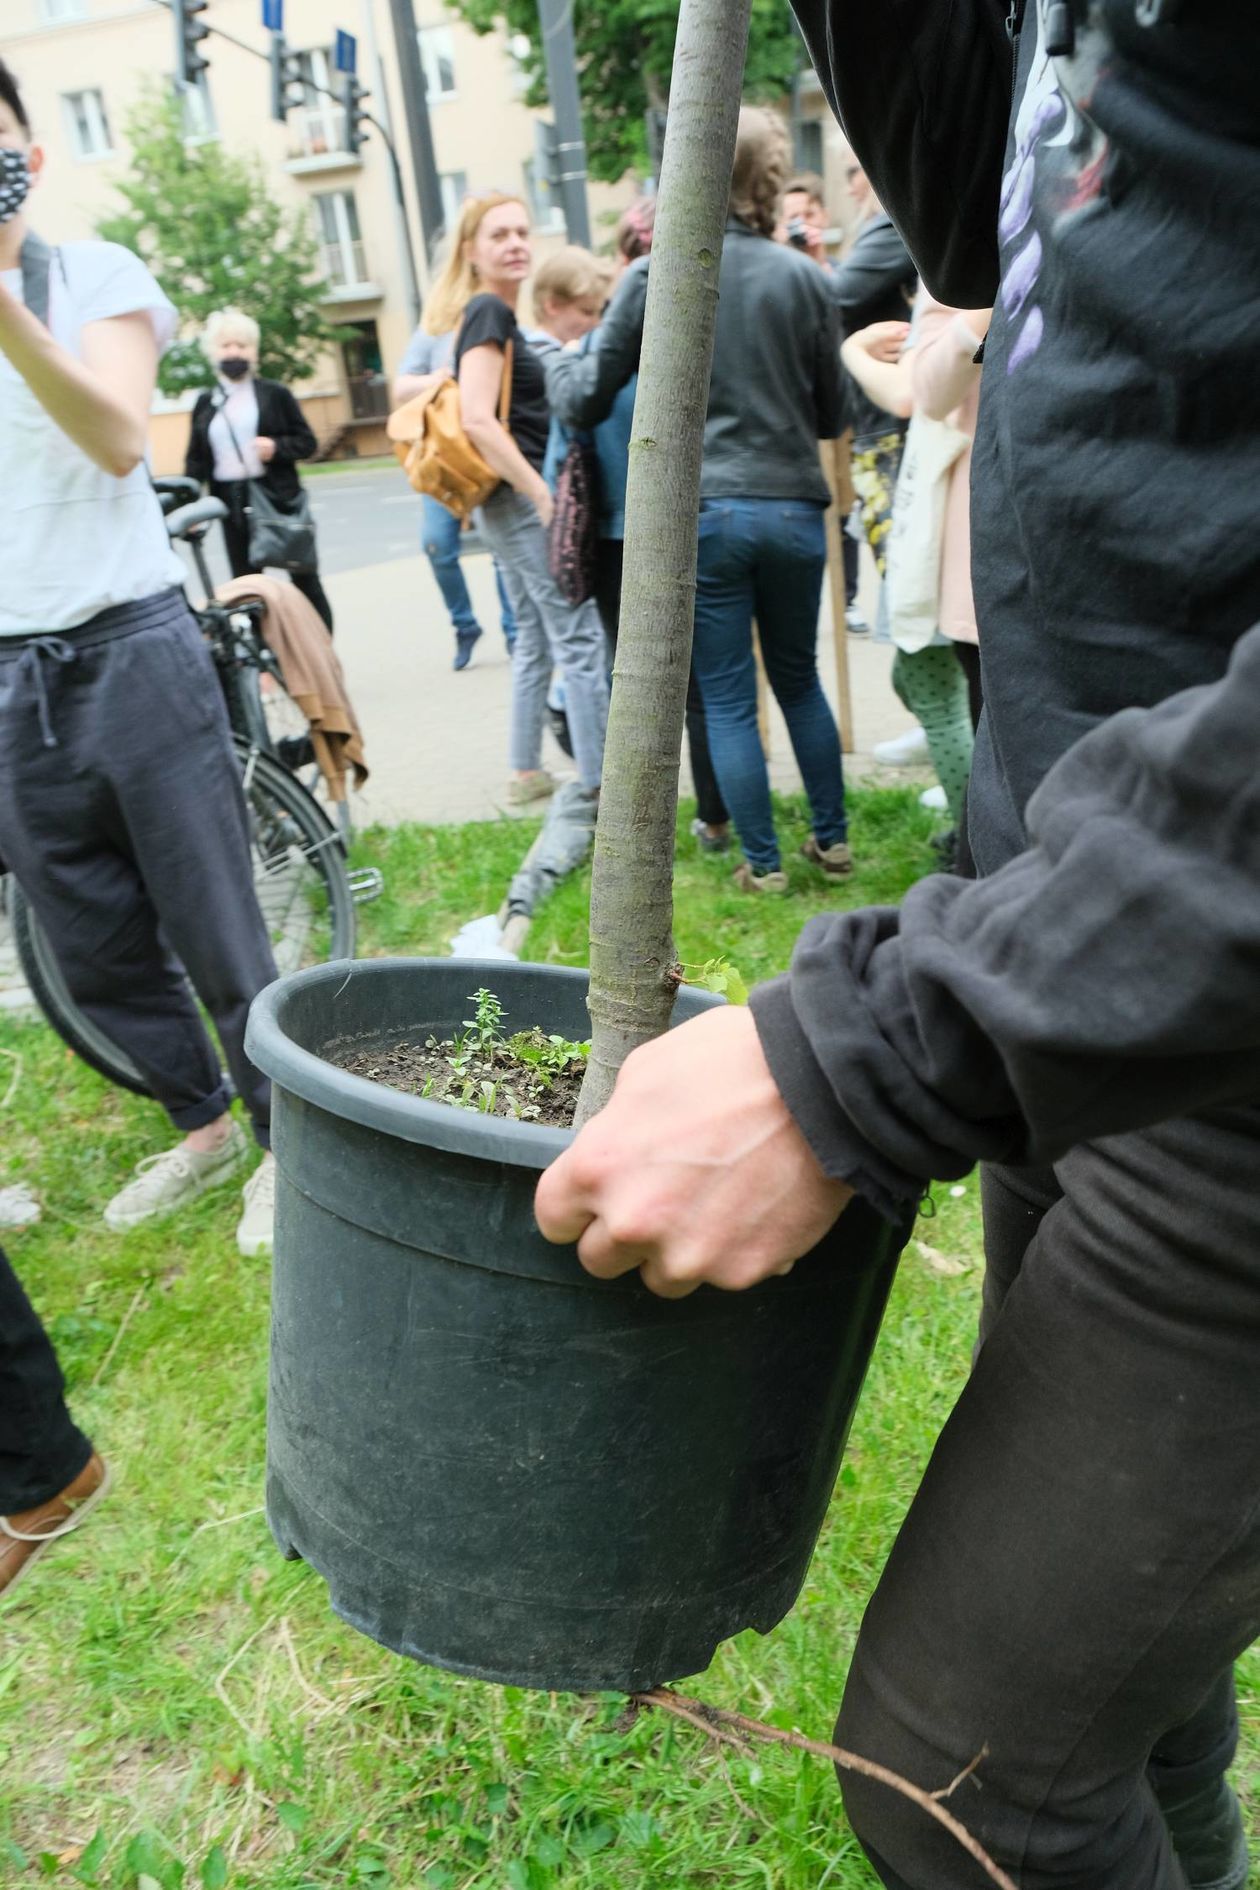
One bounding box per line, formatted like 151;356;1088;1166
630;1686;1016;1890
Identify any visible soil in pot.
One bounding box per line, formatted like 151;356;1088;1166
324;987;587;1129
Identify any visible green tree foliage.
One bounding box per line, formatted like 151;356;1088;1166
449;0;803;185
96;91;341;395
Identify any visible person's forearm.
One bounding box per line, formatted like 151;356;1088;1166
840;336;913;419
0;286;146;477
464;416;547;502
392;372;433;405
751;619;1260;1217
911;307;983;421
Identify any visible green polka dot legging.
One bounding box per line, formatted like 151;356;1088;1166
891;644;975;826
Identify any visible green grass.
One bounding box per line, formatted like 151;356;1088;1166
1;787;1256;1890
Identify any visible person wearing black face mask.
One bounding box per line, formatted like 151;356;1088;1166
184;307;334;633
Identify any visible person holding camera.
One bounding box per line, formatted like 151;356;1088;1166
0;60;278;1256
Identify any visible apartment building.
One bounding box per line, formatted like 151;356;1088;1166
0;0;637;466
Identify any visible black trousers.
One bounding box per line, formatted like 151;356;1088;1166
0;1246;91;1513
0;590;278;1145
213;479;335;635
835;1113;1259;1887
594;538;729;831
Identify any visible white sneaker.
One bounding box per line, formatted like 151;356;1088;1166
874;727;931;767
104;1121;248;1231
844;603;868;634
920;785;949;813
237;1154;276;1259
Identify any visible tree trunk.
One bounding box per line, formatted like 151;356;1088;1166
575;0;753;1128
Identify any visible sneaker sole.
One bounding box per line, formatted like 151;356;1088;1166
102;1149;248;1232
237;1229;275;1260
0;1460;112;1606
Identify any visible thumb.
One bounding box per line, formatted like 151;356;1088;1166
534;1147;597;1246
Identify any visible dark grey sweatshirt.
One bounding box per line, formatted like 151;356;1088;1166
754;0;1260;1212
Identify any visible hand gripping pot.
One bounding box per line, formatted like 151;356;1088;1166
245;958;909;1694
388;343;513;523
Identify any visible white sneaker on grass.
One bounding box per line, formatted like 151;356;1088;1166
874;726;930;767
103;1120;248;1232
236;1154;276;1259
920;784;949;813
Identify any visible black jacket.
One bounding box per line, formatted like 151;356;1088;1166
753;0;1260;1212
828;212;917;441
545;220;844;507
185;377;317;505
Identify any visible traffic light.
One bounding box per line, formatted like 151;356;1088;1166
174;0;210;88
269;33;304;122
342;75;370;154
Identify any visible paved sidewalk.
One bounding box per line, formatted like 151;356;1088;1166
327;543;926;828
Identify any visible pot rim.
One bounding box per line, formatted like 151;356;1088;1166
247;956;716;1172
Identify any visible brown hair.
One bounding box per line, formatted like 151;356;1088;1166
533;245;610;311
785;172;826;208
729;107;791;240
422;192;526;335
616;197;657;263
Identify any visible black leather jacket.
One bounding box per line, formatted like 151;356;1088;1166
545;219;845;506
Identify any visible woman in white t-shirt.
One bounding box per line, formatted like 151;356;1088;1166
0;59;278;1261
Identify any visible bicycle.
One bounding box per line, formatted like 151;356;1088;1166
6;484;367;1100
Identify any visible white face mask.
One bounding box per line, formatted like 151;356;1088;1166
0;147;31;225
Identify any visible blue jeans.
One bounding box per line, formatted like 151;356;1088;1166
420;494;516;646
692;498;846;873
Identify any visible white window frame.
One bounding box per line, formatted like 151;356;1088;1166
175;71;218;144
62;88;113;162
314;190;370;290
296;49;346;157
41;0;85;22
439;170;468;235
418;25;457;102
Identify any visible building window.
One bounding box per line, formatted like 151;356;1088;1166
794;118;824;179
439;170;468;234
314;191;370;289
174;72;218;143
296;49;347;157
41;0;85;21
418;26;457;101
522;157;564;236
62;89;113;161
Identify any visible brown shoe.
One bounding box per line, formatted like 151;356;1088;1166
802;835;854;879
0;1451;109;1602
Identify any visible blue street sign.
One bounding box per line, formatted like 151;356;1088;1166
333;29;357;73
261;0;283;30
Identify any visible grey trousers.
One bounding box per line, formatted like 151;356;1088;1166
479;486;609;792
0;588;278;1146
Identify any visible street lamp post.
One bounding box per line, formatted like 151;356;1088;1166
385;0;447;266
536;0;591;247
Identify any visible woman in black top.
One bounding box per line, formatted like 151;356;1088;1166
439;194;607;802
185;307;334;633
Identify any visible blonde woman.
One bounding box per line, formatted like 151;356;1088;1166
438;194;608;802
185;308;333;631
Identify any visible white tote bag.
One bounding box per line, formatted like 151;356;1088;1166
884;411;970;653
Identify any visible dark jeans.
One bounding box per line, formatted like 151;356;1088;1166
420;493;516;647
0;590;278;1146
0;1246;92;1513
836;1112;1259;1888
594;538;728;831
214;478;334;634
692;497;846;872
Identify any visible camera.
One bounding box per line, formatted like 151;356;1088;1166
786;217;811;251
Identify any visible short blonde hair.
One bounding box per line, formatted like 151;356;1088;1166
532;245;610;312
729;107;791;240
202;307;261;357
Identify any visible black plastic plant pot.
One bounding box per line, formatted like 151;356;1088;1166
246;958;907;1695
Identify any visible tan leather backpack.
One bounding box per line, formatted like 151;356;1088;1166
387;342;513;521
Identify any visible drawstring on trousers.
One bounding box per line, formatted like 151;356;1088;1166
16;638;77;749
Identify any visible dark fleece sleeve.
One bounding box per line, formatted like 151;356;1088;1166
268;383;318;463
751;622;1260;1220
544;262;649;430
790;0;1012;307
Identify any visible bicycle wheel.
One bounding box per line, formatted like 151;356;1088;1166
8;736;356;1099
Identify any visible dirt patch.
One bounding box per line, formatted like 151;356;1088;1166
327;1029;583;1130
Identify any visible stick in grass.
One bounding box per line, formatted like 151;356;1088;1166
630;1687;1017;1890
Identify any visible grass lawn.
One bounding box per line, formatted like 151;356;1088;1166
2;786;1256;1890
